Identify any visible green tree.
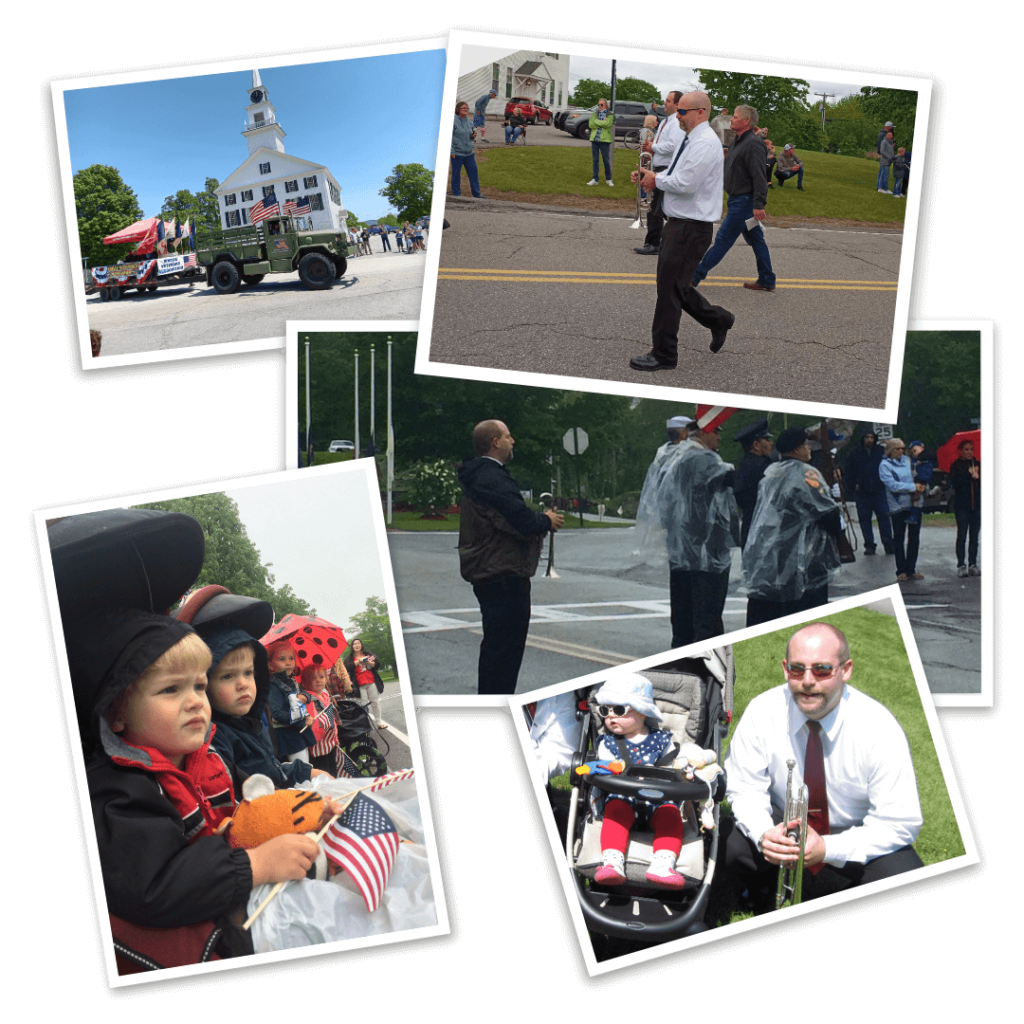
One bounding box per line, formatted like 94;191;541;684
161;177;221;236
614;77;660;103
134;492;317;618
693;70;810;118
568;78;608;107
858;86;919;150
348;596;395;672
378;163;433;221
346;211;362;229
73;164;145;266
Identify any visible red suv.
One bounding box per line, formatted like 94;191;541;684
504;97;552;125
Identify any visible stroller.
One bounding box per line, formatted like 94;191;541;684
332;697;390;777
564;650;734;944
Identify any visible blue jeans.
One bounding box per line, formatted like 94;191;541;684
504;125;523;143
776;166;804;187
591;141;611;181
692;193;775;288
450;153;481;197
893;177;903;196
876;164;891;190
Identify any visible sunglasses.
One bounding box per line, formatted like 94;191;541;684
784;662;846;679
598;704;632;717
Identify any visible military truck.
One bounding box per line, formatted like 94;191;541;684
194;215;351;293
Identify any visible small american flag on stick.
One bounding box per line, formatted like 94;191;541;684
322;793;399;911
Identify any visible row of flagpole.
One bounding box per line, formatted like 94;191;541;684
305;336;395;524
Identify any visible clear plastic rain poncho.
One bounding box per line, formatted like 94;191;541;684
635;439;697;566
637;441;740;573
742;458;841;601
248;773;440;953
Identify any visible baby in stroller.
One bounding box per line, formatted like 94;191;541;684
566;654;732;944
593;673;687;889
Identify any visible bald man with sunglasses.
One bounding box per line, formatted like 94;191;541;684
721;622;923;907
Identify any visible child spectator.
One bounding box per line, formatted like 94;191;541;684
299;663;339;775
176;585;328;787
265;640;314;763
592;673;685;889
68;609;321;970
893;147;907;197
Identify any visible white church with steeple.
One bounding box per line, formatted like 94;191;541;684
215;70;347;232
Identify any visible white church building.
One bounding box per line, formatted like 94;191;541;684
216;71;346;232
457;51;571;117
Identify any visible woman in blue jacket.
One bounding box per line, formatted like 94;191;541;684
879;438;925;581
451;100;482;198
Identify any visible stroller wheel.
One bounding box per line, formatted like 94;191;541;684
345;740;390;777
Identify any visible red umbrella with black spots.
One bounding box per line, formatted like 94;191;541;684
259;614;348;671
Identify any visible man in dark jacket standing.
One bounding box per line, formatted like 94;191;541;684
845;430;893;555
733;418;775;547
457;420;564;695
691;104;776;292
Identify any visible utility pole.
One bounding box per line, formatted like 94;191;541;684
813;91;834;131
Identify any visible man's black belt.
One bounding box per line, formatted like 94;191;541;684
653;165;668;171
666;216;704;224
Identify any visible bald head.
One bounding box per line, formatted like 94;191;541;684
676;91;712;134
785;622;850;666
473;419;505;455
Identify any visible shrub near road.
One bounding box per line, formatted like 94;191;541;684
461;147;908;226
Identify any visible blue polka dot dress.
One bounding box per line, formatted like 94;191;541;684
598;730;674;820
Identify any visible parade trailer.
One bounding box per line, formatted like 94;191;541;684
83;217;205;301
194;214;351;293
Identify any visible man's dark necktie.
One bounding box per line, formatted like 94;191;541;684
805;720;829;875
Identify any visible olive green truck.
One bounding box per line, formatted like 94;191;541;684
195;215;352;293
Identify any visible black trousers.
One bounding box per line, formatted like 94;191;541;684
473;575;532;695
721;813;924;888
641;172;666;248
651;218;734;365
745;585;829;628
669;567;730;649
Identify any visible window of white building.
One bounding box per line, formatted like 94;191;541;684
304;175;318;189
308;193;324;211
260;162;271;174
241;189;253;202
285;180;298;193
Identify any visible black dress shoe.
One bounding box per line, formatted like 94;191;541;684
709;313;735;353
797;185;805;191
743;281;775;292
633;244;660;255
630;352;676;371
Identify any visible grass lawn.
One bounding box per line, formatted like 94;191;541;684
385;510;632;531
547;605;964;956
306;451;355;467
922;512;956;527
471;145;906;225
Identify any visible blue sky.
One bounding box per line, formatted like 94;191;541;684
62;49;446;222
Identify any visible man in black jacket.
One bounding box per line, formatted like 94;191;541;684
457;420;564;695
691;104;776;292
733;418;775;548
844;429;893;555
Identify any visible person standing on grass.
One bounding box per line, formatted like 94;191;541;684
587;98;615;188
877;131;895;193
451;100;482;199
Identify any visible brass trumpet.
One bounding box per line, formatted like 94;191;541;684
775;758;809;909
630;127;655;229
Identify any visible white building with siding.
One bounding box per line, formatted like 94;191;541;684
216;70;346;232
457;51;571;117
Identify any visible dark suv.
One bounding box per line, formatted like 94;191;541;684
504;97;553;124
561;100;656;140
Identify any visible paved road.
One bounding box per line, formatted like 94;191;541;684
388;520;980;698
87;247;427;357
429;205;899;409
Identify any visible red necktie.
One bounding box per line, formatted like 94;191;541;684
804;720;829;875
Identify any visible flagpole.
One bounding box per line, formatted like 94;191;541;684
387;334;393;525
305;338;311;466
354;349;360;459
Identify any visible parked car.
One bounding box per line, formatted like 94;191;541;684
328;439;355;453
554;106;589;132
560;100;657;140
504;97;552;124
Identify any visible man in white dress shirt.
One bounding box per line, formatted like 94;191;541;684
629;91;736;370
723;622;924;903
633;91;684;257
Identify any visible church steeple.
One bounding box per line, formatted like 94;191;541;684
243;69;286;157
